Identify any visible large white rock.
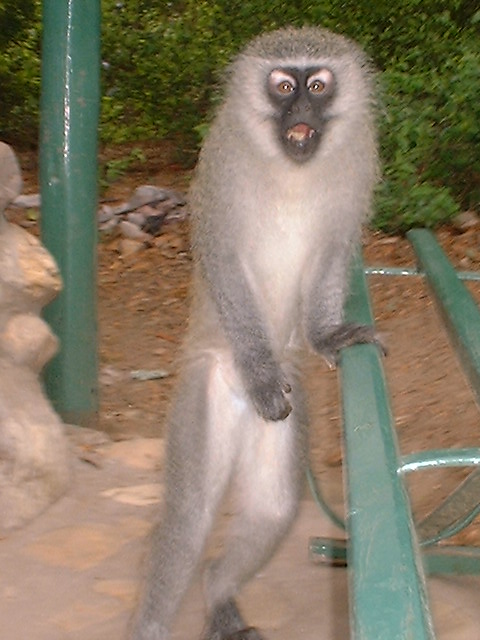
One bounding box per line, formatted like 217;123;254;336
0;142;70;531
0;141;22;213
0;363;70;530
0;222;62;320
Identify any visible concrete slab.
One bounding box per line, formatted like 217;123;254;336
0;436;479;640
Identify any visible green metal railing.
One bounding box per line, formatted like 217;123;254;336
310;229;480;638
40;0;101;427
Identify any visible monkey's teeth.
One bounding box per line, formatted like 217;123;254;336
288;131;304;142
287;123;315;142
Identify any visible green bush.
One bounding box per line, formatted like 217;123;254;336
375;39;480;232
0;0;40;146
370;6;480;231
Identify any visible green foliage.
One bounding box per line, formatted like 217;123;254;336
99;147;146;190
0;0;479;231
100;1;230;156
0;0;35;49
0;0;40;146
374;16;480;232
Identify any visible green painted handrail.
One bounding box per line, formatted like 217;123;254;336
340;255;435;639
310;237;480;637
408;228;480;406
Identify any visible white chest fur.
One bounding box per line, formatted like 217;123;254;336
239;173;330;348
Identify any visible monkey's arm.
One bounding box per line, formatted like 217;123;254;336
198;249;292;422
304;249;383;366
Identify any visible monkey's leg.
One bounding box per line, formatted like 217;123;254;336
129;354;245;640
203;392;307;640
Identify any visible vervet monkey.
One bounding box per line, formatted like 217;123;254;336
130;26;380;640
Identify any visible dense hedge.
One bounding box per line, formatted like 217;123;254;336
0;0;40;147
0;0;479;231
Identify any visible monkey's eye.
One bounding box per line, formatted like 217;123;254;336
307;68;334;95
269;69;297;96
277;80;295;94
308;80;326;94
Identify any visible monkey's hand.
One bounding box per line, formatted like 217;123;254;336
312;323;387;368
248;379;292;422
244;366;292;422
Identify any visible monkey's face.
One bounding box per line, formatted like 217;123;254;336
267;67;336;164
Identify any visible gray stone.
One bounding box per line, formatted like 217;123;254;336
126;211;147;227
99;217;119;234
119;220;151;241
12;193;41;209
128;185;170;209
0;142;22;213
130;368;170;381
98;204;116;223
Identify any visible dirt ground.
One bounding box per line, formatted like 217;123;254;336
11;145;480;544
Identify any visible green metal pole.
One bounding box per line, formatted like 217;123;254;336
40;0;100;427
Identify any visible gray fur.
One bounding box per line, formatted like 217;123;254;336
129;26;379;640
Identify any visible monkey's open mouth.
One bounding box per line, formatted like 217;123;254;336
286;123;316;143
283;122;320;162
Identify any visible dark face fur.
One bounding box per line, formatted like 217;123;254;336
267;66;336;163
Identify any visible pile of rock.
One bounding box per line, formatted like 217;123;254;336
99;184;187;239
0;142;70;531
11;183;188;258
12;184;187;239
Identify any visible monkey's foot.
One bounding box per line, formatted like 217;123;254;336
203;599;265;640
314;322;387;367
